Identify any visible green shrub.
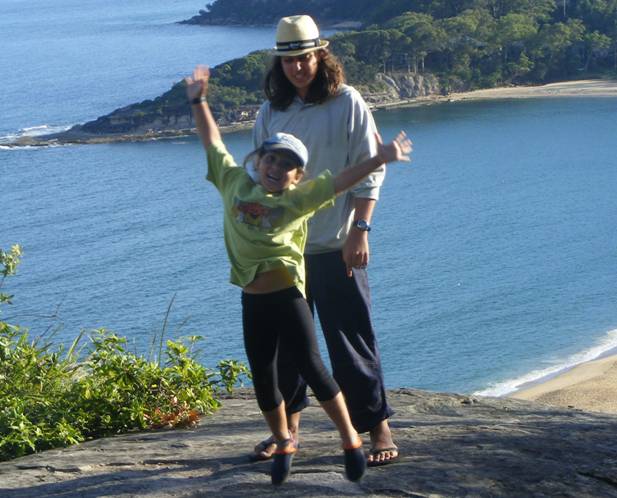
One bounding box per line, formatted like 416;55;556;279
0;245;21;306
0;246;250;461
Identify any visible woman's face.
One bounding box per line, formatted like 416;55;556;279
281;51;319;98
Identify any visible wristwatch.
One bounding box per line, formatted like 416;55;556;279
353;219;371;232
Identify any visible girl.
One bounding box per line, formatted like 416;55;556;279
185;65;411;485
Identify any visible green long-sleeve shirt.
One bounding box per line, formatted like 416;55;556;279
206;140;335;295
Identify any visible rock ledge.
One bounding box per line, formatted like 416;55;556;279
1;389;616;497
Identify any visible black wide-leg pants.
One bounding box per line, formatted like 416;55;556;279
278;250;394;433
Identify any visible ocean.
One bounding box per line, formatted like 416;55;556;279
2;0;616;396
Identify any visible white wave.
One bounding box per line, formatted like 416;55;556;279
0;124;72;144
0;143;64;150
474;328;617;397
19;124;71;137
22;125;51;132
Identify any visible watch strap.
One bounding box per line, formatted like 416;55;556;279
353;219;371;232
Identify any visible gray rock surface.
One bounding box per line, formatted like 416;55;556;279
1;388;616;497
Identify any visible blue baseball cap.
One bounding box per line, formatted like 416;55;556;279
262;132;309;168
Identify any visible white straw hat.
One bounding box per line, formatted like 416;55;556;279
273;15;329;56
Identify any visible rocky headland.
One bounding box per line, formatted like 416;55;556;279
4;72;441;148
7;76;617;149
2;388;617;497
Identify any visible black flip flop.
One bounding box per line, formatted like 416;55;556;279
343;445;366;481
367;446;399;467
271;439;297;485
248;436;276;462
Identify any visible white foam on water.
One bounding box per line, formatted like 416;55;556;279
474;328;617;397
0;124;72;148
0;144;64;150
1;124;70;139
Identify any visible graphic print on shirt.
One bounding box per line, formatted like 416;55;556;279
232;198;284;229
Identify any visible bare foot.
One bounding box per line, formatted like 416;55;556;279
367;419;399;466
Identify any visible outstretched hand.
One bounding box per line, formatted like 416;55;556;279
376;131;413;164
184;65;210;101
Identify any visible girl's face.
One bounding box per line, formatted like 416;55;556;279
281;51;319;98
257;151;303;193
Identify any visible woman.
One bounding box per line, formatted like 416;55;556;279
251;15;399;467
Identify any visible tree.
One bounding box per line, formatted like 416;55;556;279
490;0;556;21
495;13;539;64
386;12;447;72
339;29;407;74
582;30;612;70
531;19;585;78
506;51;535;81
439;9;498;86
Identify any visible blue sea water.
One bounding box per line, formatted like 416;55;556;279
2;0;617;395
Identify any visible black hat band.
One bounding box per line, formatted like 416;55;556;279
276;38;321;52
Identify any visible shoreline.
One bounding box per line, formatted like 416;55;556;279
370;79;617;110
508;352;617;414
4;78;617;148
372;78;617;111
444;78;617;101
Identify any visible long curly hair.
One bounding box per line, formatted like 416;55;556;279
264;49;346;110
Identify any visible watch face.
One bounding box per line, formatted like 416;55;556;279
354;220;370;231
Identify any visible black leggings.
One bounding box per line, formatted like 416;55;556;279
242;286;340;412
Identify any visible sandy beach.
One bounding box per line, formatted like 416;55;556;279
510;353;617;414
371;78;617;111
447;79;617;101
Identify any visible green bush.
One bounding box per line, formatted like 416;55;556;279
0;246;250;461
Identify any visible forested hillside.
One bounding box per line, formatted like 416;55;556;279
180;0;375;25
185;0;617;85
67;0;617;139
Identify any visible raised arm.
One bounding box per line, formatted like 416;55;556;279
185;65;221;148
333;132;412;194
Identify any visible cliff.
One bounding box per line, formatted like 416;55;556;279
365;73;442;105
2;389;616;497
